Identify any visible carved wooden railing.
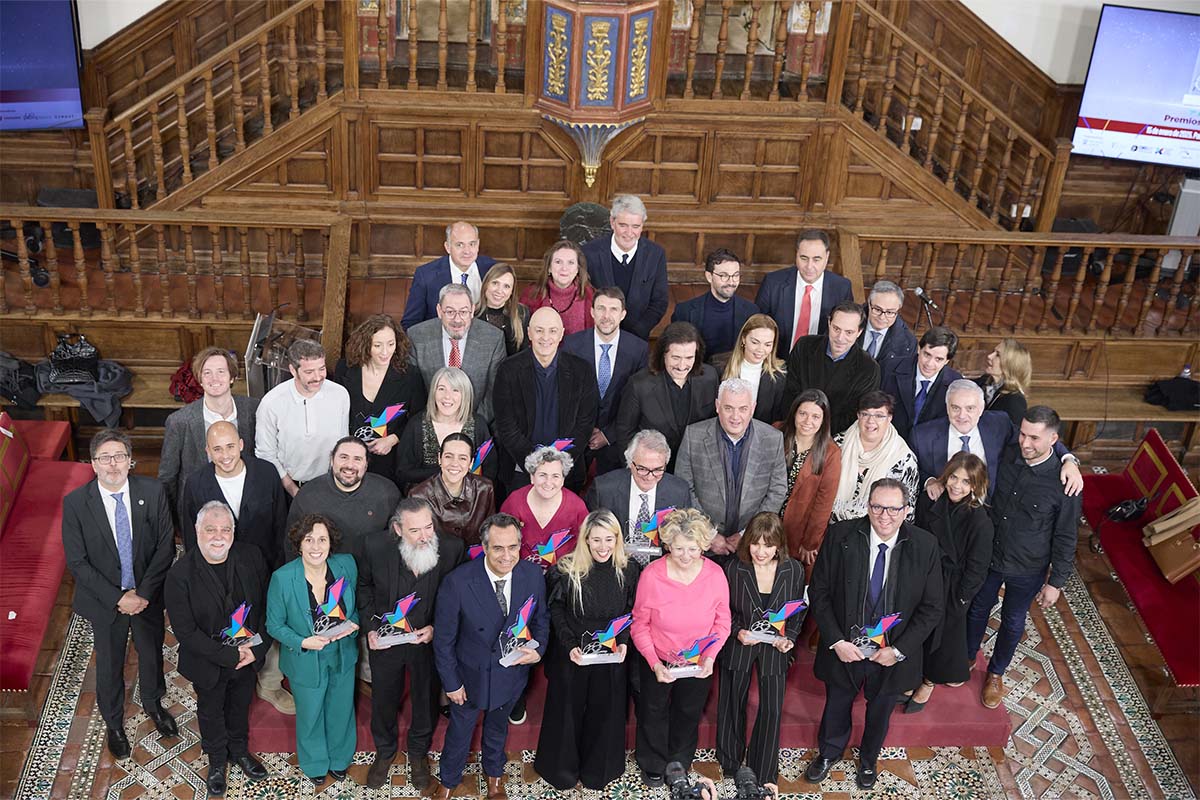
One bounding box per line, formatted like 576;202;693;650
86;0;342;210
847;229;1200;338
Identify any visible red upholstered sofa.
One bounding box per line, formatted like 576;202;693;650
0;412;93;692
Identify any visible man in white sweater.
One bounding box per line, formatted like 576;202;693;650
255;339;349;498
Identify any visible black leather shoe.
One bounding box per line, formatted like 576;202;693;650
641;770;664;787
234;754;268;781
330;768;348;780
366;754;394;789
105;726;131;760
307;774;325;786
146;704;179;737
206;764;227;797
804;756;834;783
856;765;878;790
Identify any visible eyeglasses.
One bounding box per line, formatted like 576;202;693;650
868;504;907;516
631;462;666;478
869;304;900;319
440;308;473;319
92;453;131;466
857;411;891;421
711;271;740;282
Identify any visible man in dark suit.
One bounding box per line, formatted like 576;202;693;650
804;479;943;790
492;307;599;493
401;221;497;330
359;498;466;790
585;429;696;564
431;513;549;800
561;287;649;474
880;327;962;442
62;429;178;759
164;501;271;796
580;194;669;340
754;229;854;360
671;248;760;360
857;281;916;372
783;302;880;435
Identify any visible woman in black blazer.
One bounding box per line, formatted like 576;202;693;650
973;338;1031;428
716;512;806;784
614;322;719;471
722;313;787;425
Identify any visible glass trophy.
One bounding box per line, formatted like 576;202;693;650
744;600;807;645
220;602;263;647
375;593;422;648
665;633;720;678
628;506;674;563
313;576;356;640
498;595;540;667
578;613;632;665
851;612;902;658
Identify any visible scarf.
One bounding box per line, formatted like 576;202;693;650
831;422;912;520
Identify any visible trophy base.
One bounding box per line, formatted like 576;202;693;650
377;631;420;648
226;633;263;647
857;643;880;659
666;663;703;678
627;544;662;560
499;638;540;667
745;631;787;645
318;620;357;640
578;651;623;665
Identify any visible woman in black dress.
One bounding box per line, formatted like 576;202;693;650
476;263;530;357
332;314;424;482
534;509;639;791
907;451;993;711
394;366;494;492
973;338;1031;428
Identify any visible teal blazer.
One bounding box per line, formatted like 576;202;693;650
266;553;359;689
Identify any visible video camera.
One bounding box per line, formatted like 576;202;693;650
664;762;775;800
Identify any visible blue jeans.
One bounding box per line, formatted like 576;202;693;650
965;569;1044;676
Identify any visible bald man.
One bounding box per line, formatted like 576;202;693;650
491;307;599;493
401;221;498;329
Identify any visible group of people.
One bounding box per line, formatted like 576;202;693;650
63;196;1083;798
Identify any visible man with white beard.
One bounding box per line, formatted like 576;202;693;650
358;498;465;790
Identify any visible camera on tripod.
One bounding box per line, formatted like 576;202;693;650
664;762;774;799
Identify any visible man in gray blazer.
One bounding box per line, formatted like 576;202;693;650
407;284;505;421
675;378;787;561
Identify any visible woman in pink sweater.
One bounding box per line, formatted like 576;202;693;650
631;508;731;788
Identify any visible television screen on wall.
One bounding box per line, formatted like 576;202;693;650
0;0;84;131
1072;4;1200;169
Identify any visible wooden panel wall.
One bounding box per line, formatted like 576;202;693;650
0;131;93;203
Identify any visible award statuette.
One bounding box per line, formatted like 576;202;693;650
666;633;720;678
498;595;540;667
354;403;406;444
628;507;674;562
313;576;356;639
745;599;807;645
471;438;494;474
534;529;573;568
468;543;485;560
578;613;633;666
221;602;263;647
375;592;421;648
851;612;902;658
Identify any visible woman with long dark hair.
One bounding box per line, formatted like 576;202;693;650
778;390;841;575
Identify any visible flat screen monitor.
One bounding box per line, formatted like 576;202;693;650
1072;4;1200;169
0;0;84;131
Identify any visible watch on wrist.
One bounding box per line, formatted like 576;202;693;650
891;647;906;662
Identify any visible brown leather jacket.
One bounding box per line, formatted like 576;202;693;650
409;473;496;547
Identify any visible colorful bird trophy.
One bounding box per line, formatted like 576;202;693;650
745;599;808;645
471;438;494;475
628;506;675;562
353;403;406;443
550;438;574;452
312;576;356;639
533;529;573;569
375;592;421;647
468;543;485;560
578;613;633;665
852;612;903;658
220;602;263;647
666;632;720;678
498;595;540;667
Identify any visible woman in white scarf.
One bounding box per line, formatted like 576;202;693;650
830;391;919;522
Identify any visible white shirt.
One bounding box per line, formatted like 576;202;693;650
254;379;350;482
100;480;134;555
868;527;898;591
594;329;620;392
738;360;763;399
914;368;942;400
483;560;513;615
201;398;237;431
627;480;658;539
448;261;482;305
793;273;824;338
862;324;888;353
441;327;470;368
610;238;638;264
215;467;247;519
947;426;985;463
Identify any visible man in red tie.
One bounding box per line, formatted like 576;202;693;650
753;230;854;361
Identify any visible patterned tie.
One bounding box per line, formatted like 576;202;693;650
960;435;972;453
460;272;468;286
449;338;462;369
112;492;135;589
635;493;652;531
914;380;930;421
867;330;881;358
598;344;613;397
792;284;813;348
868;542;887;610
494;579;507;617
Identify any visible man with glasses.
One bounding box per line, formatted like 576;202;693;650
671;249;760;361
805;478;943;791
62;429;179;760
857;281;916;371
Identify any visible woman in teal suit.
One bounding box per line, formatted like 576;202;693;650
267;513;360;786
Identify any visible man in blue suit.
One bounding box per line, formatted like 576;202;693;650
431;513;549;800
401;221;498;330
754;229;854;360
580;195;669;340
857;280;916;372
671;248;760;360
561;287;649;474
880;327;962;443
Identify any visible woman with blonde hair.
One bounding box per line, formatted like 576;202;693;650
394;366;493;490
520;240;594;336
722;313;787;424
534;510;640;790
974;338;1031;428
476;263;530;356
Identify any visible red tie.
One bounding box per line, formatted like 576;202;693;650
449;338;462;368
793;284;814;348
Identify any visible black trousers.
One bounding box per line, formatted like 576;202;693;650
716;664;788;784
368;648;437;759
635;658;712;777
92;609;166;727
816;661;898;770
195;665;256;770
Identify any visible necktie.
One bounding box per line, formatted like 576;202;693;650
460;272;468;286
598;344;613;396
494;579;507;617
112;492;135;589
635;493;652;531
621;253;630;268
914;380;930;421
867;330;881;358
449;337;462;368
960;435;972;453
868;542;887;610
792;284;813;348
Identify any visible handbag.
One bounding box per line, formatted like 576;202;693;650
48;333;100;385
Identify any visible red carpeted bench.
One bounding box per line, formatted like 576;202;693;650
0;411;94;693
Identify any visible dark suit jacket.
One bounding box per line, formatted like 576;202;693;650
179;454;289;569
433;558;549;711
881;358;963;442
407;317;506;421
491;349;599;490
753;370;788;425
670;293;760;358
613;366;721;470
62;475;175;625
164;543;272;690
401;254;498;330
357;529;465;664
560;328;649;443
754;269;854;360
974;375;1027;429
809;518;944;694
584;467;697;540
581;235;669;340
857;317;917;373
719;557;806;675
158;395;258;518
